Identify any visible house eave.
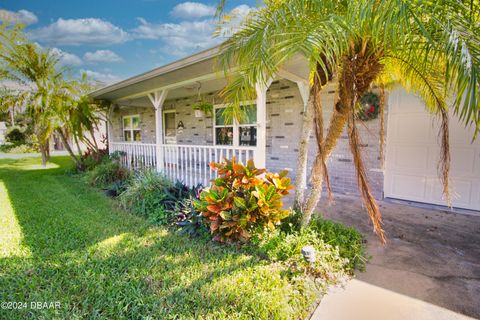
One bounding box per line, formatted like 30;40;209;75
89;45;222;100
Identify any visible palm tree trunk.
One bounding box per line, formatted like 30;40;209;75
39;143;48;166
301;75;332;225
293;89;315;211
10;107;15;126
85;128;99;153
73;135;83;159
56;128;82;168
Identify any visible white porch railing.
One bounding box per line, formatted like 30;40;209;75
110;142;256;186
110;142;157;169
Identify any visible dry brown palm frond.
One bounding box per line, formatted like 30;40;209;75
438;108;452;207
379;84;386;170
348;112;386;244
344;48;386;244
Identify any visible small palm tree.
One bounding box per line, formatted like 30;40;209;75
217;0;480;242
0;24;107;167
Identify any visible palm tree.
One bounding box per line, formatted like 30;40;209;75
0;24;107;167
217;0;480;242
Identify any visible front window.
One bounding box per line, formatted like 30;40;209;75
214;104;257;146
123;115;141;142
238;105;257;146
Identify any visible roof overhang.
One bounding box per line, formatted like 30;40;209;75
89;45;310;105
89;46;222;101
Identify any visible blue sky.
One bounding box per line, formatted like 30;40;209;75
1;1;258;84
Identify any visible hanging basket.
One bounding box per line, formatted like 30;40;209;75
192;101;213;118
194;109;205;118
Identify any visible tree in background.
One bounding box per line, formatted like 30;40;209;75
217;0;480;241
0;24;108;167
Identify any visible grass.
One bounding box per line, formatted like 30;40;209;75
0;156;318;319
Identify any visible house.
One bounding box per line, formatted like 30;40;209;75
0;121;6;144
90;46;480;211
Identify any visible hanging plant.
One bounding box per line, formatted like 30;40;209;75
356;92;380;121
191;82;213;117
192;101;213;117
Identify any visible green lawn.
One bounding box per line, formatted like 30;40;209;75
0;156;318;319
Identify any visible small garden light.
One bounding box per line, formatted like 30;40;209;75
301;245;316;264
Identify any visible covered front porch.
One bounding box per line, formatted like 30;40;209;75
91;47;310;186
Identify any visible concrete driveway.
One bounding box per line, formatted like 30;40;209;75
312;195;480;320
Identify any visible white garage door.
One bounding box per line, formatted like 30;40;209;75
384;89;480;211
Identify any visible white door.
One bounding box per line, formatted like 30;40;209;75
385;89;480;211
163;111;178;165
163;111;176;144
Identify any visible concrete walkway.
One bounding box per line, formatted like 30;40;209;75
312;195;480;320
0;151;69;159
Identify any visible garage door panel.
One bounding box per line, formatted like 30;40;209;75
450;147;476;176
429;178;473;208
390;114;433;143
388;174;427;201
448;118;477;144
386;89;480;211
391;145;429;171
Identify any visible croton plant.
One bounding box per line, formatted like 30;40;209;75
194;157;293;242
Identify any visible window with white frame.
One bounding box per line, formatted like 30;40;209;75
214;104;257;146
122;115;141;142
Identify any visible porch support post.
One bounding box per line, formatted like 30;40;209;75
107;104;114;154
148;89;168;172
255;79;272;168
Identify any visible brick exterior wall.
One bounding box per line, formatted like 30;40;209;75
110;79;387;199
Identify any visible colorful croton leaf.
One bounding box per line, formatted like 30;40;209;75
194;157;293;242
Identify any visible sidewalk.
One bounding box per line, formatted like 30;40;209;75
0;151;69;159
312;279;476;320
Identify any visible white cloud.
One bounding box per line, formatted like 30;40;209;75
30;18;129;46
133;18;218;57
133;4;254;58
0;9;38;25
217;4;255;37
84;50;123;63
170;2;216;19
81;69;122;84
50;47;83;66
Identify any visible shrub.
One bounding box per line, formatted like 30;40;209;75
85;161;131;188
194;158;292;243
81;148;109;171
5;126;27;144
118;171;200;225
0;143;36;154
105;179;130;197
309;217;368;273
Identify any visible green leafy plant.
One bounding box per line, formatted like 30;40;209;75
194;157;292;242
309;217;368;273
175;196;209;238
81;147;109;171
118;170;174;224
105;179;130;197
119;171;201;225
192;101;213;116
5;126;27;144
250;229;349;290
0;143;36;154
85;160;131;188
